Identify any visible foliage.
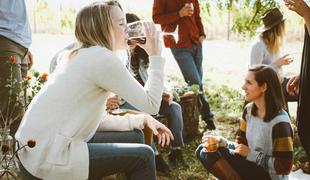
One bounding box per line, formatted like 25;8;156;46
59;8;76;32
171;84;201;102
25;71;49;105
0;57;25;132
0;57;42;179
202;0;279;37
0;57;48;135
206;85;244;117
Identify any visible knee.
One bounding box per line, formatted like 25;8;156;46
137;145;155;163
196;144;221;169
170;102;182;113
195;144;204;159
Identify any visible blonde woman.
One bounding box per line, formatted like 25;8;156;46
15;1;173;180
250;7;297;102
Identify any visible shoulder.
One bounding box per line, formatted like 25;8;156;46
272;110;291;124
242;103;254;120
272;111;293;138
251;36;265;49
77;46;120;66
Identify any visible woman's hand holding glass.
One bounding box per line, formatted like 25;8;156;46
179;3;194;17
202;132;220;152
144;115;174;147
127;22;162;56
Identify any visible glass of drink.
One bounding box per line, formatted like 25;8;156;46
202;131;219;152
185;2;194;11
127;21;179;45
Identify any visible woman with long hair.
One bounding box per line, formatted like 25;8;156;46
250;7;297;102
196;65;293;180
15;1;173;179
106;13;187;174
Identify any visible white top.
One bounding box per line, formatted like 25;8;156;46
15;46;165;180
250;36;283;76
0;0;31;48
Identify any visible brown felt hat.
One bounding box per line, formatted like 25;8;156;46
257;7;285;33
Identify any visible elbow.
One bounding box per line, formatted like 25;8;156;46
147;105;160;116
152;14;163;24
152;16;160;24
143;102;160;115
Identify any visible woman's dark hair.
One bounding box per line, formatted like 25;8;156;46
249;65;287;122
125;13;149;69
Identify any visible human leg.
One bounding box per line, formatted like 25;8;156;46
196;145;271;180
88;143;156;180
159;101;187;167
88;129;145;144
0;35;28;136
170;46;215;130
119;102;170;173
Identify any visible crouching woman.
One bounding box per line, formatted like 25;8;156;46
196;65;293;180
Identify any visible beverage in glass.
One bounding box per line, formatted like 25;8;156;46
127;21;179;45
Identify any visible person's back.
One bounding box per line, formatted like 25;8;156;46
16;2;173;179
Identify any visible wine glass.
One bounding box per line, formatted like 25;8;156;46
127;21;179;45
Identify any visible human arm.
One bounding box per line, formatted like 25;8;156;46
194;0;206;41
98;112;174;147
274;54;294;68
285;0;310;35
106;95;121;110
26;51;33;69
162;92;173;105
250;40;265;68
286;74;300;96
89;49;164;115
152;0;180;25
201;107;248;151
239;121;293;175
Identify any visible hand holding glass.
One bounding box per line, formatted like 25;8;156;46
185;3;194;11
202;131;219;152
127;21;178;45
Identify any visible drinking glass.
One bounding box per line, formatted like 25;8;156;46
185;2;194;11
127;21;179;45
202;130;219;152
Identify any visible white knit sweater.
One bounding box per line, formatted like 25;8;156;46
250;36;283;76
15;46;165;180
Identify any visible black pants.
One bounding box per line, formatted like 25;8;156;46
196;145;271;180
298;27;310;163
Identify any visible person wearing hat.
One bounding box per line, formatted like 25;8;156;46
250;7;298;103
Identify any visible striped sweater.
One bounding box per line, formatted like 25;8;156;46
222;103;293;180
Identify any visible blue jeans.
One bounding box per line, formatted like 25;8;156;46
120;100;184;147
87;130;156;180
171;43;214;120
19;130;156;180
195;144;271;180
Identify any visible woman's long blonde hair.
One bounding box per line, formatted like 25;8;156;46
70;1;123;57
261;21;285;55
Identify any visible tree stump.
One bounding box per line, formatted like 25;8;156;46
179;92;201;142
